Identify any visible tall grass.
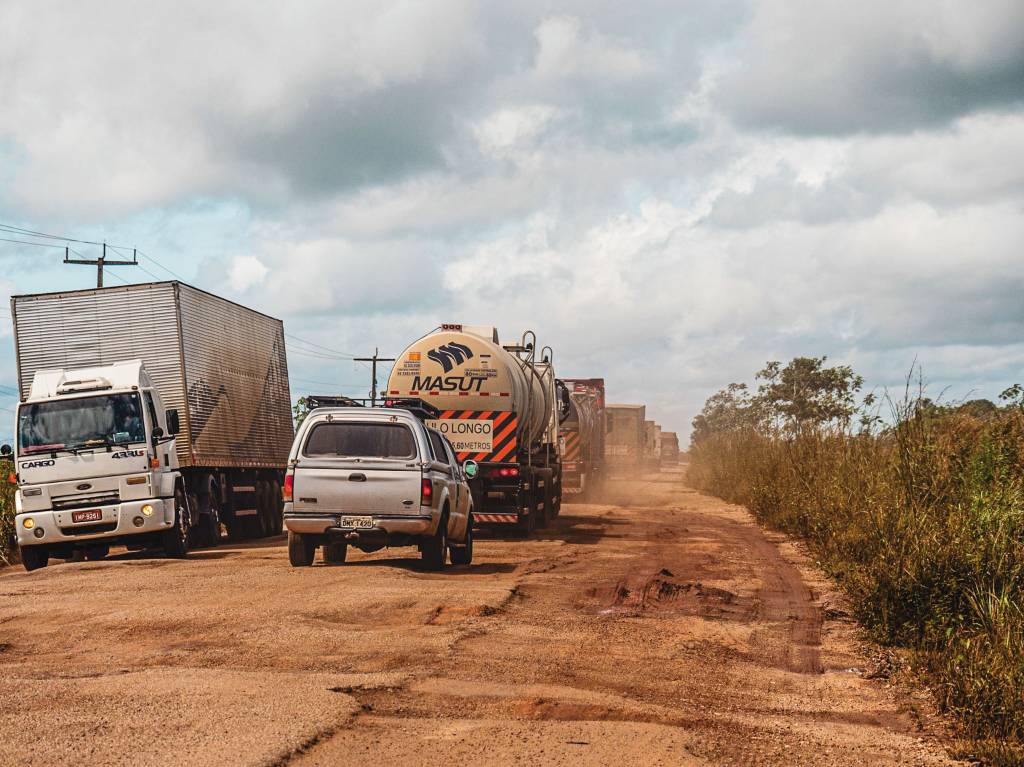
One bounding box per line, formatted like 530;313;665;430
688;408;1024;763
0;470;15;565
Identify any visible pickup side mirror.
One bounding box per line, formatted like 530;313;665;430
0;444;12;457
166;409;181;436
462;459;479;479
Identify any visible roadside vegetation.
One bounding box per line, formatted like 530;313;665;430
688;358;1024;765
1;467;14;565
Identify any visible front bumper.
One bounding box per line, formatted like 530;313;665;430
283;509;436;537
15;498;174;546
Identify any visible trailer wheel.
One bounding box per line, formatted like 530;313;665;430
288;531;316;567
254;480;274;538
449;514;473;566
420;512;448;571
272;479;285;535
162;485;191;558
323;541;347;564
20;544;49;572
197;479;222;548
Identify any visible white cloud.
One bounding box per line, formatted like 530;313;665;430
1;1;1023;441
228;255;269;293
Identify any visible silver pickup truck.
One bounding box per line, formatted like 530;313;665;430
282;406;475;570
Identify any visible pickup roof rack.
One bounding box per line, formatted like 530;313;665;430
304;394;439;422
382;398;440;422
305;394;365;410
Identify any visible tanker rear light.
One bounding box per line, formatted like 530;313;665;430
486;467;519;479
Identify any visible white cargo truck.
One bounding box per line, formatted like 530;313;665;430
7;282;294;571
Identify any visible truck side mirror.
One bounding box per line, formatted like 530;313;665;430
0;444;11;457
152;426;164;442
166;409;181;436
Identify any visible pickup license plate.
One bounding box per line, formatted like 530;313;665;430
340;515;374;529
72;509;103;523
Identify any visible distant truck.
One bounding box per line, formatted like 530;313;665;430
559;378;606;499
644;421;663;469
386;324;562;534
661;432;680;464
8;282;293;570
605;404;645;476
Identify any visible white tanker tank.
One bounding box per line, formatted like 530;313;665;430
386;324;563;533
387;324;558;461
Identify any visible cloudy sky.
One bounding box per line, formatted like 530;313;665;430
1;0;1022;441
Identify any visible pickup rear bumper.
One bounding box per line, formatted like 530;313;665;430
284;511;436;537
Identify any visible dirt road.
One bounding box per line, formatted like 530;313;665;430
0;470;958;766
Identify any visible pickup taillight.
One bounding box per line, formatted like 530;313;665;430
420;477;433;506
283;472;294;502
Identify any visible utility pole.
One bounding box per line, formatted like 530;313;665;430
354;348;396;406
63;244;138;287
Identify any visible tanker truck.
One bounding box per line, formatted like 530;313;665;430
386;324;562;534
559;378;606;500
8;282;293;570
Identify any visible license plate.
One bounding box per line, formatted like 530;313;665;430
340;515;374;529
72;509;103;523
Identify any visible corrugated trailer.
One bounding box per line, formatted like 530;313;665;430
604;404;645;476
11;281;293;540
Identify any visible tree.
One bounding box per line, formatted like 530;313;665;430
691;383;759;444
755;357;863;435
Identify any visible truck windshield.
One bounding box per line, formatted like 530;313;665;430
304;422;416;459
18;393;146;453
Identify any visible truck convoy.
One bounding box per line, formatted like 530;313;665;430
559;378;606;500
8;282;293;570
386;324;562;533
604;404;646;476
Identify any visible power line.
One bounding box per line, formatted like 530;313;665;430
136;250;185;281
0;236;67;250
0;222;133;250
285;333;358;359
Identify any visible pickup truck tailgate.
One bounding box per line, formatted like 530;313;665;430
293;462;422;515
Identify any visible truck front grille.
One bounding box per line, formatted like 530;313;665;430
52;492;120;511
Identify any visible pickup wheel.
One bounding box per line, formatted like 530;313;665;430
323;541;347;564
20;544;49;572
288;531;316;567
449;514;473;566
420;514;448;571
162;486;191;559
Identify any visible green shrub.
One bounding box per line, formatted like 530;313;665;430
689;410;1024;762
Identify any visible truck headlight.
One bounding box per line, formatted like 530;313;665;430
141;504;155;517
22;517;34;529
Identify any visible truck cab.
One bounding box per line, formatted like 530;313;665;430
8;360;189;571
282;405;474;570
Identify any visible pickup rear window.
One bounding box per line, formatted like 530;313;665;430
303;422;416;459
